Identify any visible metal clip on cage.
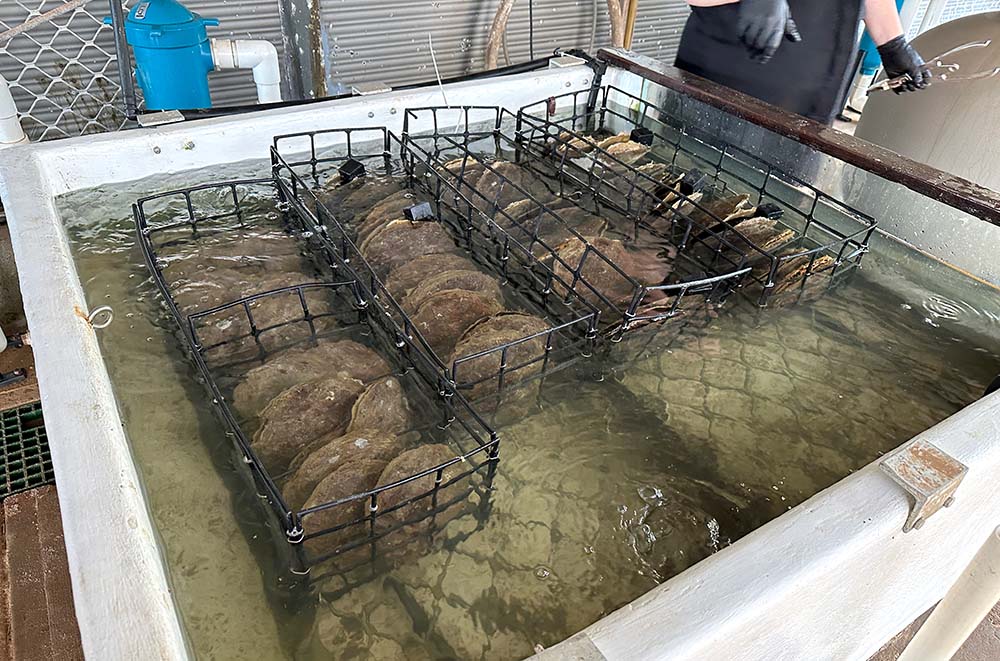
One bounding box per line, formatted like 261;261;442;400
514;85;877;306
399;105;753;336
133;177;500;576
268;126;601;400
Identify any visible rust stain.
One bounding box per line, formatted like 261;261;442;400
73;305;90;325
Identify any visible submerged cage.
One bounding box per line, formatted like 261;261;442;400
515;85;878;305
132;178;500;575
269;127;602;401
399;105;754;336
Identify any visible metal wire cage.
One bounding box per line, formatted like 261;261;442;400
269;126;601;402
399;105;753;336
132;177;500;574
515;85;878;306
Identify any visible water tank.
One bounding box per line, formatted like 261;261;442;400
855;13;1000;192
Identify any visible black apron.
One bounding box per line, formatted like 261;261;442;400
674;1;864;124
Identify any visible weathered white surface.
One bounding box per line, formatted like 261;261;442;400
533;391;1000;661
22;65;597;196
0;64;594;661
0;157;191;660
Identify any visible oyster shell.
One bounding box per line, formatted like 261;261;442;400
301;458;390;559
287;375;415;474
552;235;674;308
449;312;550;398
320;175;403;217
437;157;487;189
688;193;756;229
359;219;459;278
284;430;408;511
194;285;340;363
472;161;535;213
232;339;389;419
410;289;505;357
384;253;478;301
368;444;467;534
401;269;504;312
170;268;315;315
595;132;631;150
771;254;835;296
553;131;593;159
355;190;420;241
601;140;649;166
158;232;306;282
251;373;366;474
731;217;796;254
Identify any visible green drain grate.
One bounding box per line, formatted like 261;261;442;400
0;402;54;499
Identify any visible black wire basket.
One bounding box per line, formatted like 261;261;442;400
515;85;878;305
133;178;500;576
399;105;754;338
269;127;601;404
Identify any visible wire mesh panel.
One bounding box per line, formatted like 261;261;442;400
133;176;499;574
0;0;134;141
515;85;878;306
269;126;601;403
398;105;753;337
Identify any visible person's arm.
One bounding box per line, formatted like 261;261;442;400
863;0;905;44
864;0;930;93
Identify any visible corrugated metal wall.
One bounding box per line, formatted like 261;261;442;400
0;0;689;140
318;0;689;94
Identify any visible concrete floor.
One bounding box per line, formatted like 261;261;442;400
870;603;1000;660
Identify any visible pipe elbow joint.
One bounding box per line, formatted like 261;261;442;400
210;38;282;104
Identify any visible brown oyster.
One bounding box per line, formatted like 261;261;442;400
601;140;649;166
354;190;421;241
770;254;835;296
552;235;675;309
231;339;389;419
301;458;390;559
471;161;537;213
251;373;366;475
449;312;551;398
286;374;415;474
359;219;458;278
284;430;408;511
320;175;403;217
194;285;340;363
384;253;478;301
369;444;467;534
731;217;796;255
595;132;632;150
400;269;504;313
410;289;505;358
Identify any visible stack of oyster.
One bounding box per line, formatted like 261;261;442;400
154;205;479;563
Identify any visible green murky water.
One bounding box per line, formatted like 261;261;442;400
59;157;999;660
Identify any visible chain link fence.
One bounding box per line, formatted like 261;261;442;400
0;1;133;141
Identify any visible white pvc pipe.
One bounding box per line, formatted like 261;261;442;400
0;74;27;147
898;526;1000;661
210;38;282;104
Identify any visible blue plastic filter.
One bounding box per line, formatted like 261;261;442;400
106;0;219;110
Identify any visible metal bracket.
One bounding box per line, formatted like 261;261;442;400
548;54;586;68
351;82;392;96
138;111;185;127
880;438;967;532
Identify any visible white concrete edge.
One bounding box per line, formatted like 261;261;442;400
0;157;190;660
5;64;596;196
0;65;595;660
534;392;1000;661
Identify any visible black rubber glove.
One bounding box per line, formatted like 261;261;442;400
877;35;931;93
737;0;801;64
